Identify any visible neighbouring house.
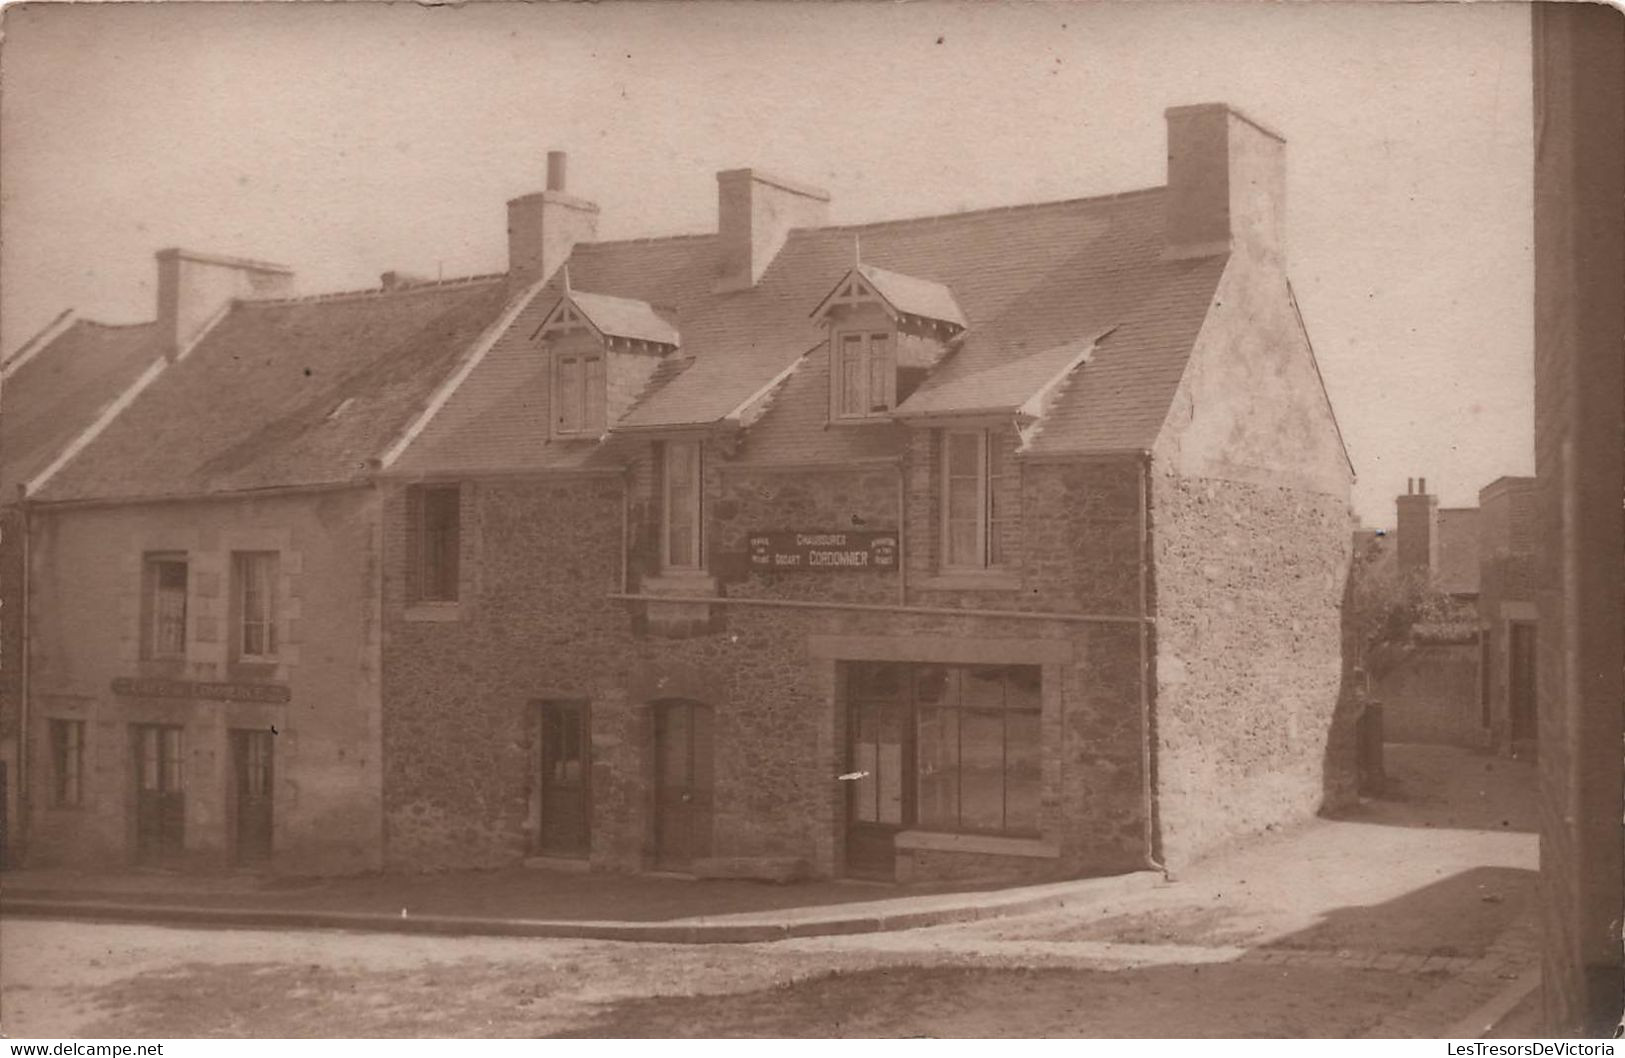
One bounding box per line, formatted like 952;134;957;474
1475;475;1537;754
14;102;1354;881
14;250;525;873
0;312;166;866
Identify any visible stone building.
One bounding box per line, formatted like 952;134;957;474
13;101;1354;882
0;311;163;865
378;102;1354;881
11;250;523;872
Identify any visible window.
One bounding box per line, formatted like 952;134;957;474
662;441;703;570
832;331;895;418
915;665;1041;835
554;350;607;436
409;485;461;603
232;552;279;661
941;429;1013;569
847;661;1041;838
142;553;188;659
49;719;84;807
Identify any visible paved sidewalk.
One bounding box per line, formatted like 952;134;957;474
0;866;1162;943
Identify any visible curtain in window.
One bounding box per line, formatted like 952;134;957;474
665;441;701;568
944;432;983;567
237;553;278;659
152;561;187;657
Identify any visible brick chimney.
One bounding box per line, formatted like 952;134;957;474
507;150;599;290
1164;103;1286;263
1396;476;1440;577
156;248;293;360
714;169;831;292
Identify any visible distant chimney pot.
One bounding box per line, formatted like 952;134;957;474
1419;477;1428;494
547;151;568;193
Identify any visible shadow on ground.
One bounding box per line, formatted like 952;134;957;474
1325;743;1540;834
1262;865;1537;958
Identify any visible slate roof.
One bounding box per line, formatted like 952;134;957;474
563;290;680;347
32;276;514;502
399;186;1227;474
1;317;163;501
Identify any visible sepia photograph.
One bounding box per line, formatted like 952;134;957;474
0;0;1619;1043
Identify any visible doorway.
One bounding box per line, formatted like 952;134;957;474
652;700;713;869
537;701;591;857
132;724;185;864
232;729;274;864
1509;621;1538;744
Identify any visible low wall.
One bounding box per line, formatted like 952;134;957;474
1371;642;1484;747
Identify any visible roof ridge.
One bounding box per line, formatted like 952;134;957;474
245;272;506;307
806;185;1165;237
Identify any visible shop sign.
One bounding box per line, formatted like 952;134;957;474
111;676;292;704
747;530;898;572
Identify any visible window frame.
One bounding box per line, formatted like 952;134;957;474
830;328;897;420
49;718;85;808
553;348;607;437
939;429;1012;571
408;484;462;604
661;440;704;572
142;552;189;660
231;551;280;663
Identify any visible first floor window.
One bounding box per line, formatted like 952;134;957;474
409;484;461;602
942;429;1013;569
143;553;188;659
233;552;279;661
847;662;1041;837
50;719;85;807
662;440;702;570
555;351;607;435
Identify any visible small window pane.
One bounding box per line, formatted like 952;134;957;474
839;335;864;415
1005;711;1041;833
959;710;1006;832
916;707;960;829
584;356;606;432
867;334;892;413
557;356;582;431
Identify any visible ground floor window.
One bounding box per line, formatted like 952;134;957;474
847;661;1041;837
49;719;85;807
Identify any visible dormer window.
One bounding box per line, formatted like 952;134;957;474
535;283;679;440
812;259;967;423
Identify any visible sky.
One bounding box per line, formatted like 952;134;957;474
0;1;1534;525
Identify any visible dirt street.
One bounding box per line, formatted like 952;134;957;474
0;744;1538;1038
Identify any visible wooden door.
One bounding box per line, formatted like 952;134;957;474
232;729;274;864
538;702;591;857
653;701;713;869
1509;622;1538;743
132;725;185;864
845;662;911;880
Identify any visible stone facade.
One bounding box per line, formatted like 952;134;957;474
22;488;384;873
1149;470;1352;869
381;446;1153;882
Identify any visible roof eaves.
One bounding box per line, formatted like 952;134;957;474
1015;329;1113;451
723;349;813;429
